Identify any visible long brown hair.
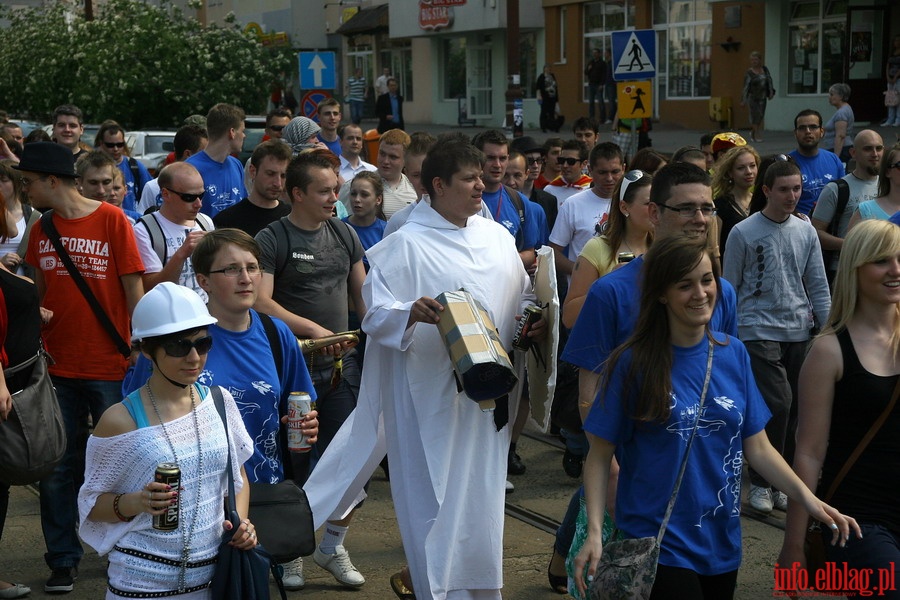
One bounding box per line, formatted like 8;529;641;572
600;170;653;271
601;236;722;422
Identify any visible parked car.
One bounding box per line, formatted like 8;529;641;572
125;130;176;176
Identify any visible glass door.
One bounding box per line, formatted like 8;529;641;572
846;7;887;122
467;42;493;119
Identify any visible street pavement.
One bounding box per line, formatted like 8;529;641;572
3;427;792;599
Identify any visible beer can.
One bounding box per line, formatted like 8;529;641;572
617;252;635;264
511;305;542;351
153;462;180;531
287;392;313;453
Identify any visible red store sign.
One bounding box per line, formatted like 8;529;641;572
419;0;465;31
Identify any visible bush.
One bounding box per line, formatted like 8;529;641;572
0;0;292;128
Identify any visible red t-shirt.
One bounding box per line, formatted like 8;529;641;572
26;202;144;380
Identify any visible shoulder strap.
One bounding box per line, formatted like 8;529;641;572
266;218;292;278
211;386;237;511
822;376;900;502
257;312;284;382
828;179;851;236
195;213;214;232
137;212;167;264
127;157;142;188
39;211;131;357
325;217;356;259
503;185;527;250
16;203;41;258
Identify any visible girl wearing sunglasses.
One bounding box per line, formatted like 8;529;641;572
79;282;260;598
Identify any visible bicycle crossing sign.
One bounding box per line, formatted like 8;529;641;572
612;30;656;81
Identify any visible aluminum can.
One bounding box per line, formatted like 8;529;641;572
617;252;636;263
287;391;313;453
153;462;180;531
511;305;542;351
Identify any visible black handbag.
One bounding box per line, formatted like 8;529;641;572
210;386;286;600
0;350;66;485
249;480;316;563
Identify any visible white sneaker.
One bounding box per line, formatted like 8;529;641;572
506;480;514;493
313;545;366;588
773;491;788;511
749;485;773;513
280;556;305;591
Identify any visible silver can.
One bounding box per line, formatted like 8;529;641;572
287;391;313;453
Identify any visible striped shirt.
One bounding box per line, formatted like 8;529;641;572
347;76;367;102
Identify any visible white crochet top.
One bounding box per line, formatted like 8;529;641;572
78;386;253;597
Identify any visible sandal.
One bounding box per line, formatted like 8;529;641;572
547;552;568;594
391;571;416;600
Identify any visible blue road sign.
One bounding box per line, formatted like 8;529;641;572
612;30;656;81
298;51;336;90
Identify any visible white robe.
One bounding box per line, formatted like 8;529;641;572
306;201;532;600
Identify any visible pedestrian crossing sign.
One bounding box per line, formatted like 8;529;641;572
612;30;656;81
617;81;652;119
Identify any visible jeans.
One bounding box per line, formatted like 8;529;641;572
604;83;618;121
349;99;364;125
554;486;584;556
560;427;588;456
291;351;361;485
822;522;900;599
745;340;807;488
588;83;604;121
40;377;122;569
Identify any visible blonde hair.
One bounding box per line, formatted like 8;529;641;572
825;220;900;355
711;145;760;198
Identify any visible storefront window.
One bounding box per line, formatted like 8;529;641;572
583;1;634;101
653;1;711;99
787;0;846;94
443;38;467;100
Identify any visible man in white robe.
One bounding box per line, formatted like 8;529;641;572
361;137;539;599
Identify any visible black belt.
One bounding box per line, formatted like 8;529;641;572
107;581;211;598
113;545;218;569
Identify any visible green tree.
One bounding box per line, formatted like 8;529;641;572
0;0;293;128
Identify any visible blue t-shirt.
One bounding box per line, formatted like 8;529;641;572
788;149;845;215
122;311;315;484
480;187;547;250
584;333;771;575
118;158;152;213
317;134;342;158
185;150;246;217
341;217;386;269
562;256;739;372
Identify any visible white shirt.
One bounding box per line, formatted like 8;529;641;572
133;211;210;300
548;187;611;261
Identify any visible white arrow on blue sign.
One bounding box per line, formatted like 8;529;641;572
299;51;336;90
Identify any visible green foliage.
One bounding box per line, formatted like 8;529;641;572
0;0;288;128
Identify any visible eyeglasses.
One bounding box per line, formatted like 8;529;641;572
208;264;262;277
619;169;644;202
161;335;213;358
657;203;717;218
268;125;285;132
164;187;205;203
526;156;545;165
104;142;126;148
794;124;821;132
557;157;582;166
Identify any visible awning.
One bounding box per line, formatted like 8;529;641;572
336;4;389;35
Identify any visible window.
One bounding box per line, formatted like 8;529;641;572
653;1;711;99
520;32;538;96
583;1;635;101
787;0;847;94
443;38;467;100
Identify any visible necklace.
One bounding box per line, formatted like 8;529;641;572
146;383;203;593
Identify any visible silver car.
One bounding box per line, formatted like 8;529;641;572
125;130;176;176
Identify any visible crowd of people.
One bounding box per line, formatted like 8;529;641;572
0;76;897;600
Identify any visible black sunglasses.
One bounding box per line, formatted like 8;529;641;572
164;187;205;203
557;157;582;166
268;125;285;132
104;142;126;148
161;336;213;358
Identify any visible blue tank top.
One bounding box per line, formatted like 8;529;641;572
121;384;208;429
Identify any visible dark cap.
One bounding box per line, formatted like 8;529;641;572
13;142;76;178
509;136;545;155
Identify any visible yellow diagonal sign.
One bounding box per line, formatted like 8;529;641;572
617;81;652;119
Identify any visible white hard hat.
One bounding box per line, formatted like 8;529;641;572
131;282;217;342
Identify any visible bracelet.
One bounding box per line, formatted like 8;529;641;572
113;493;135;523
